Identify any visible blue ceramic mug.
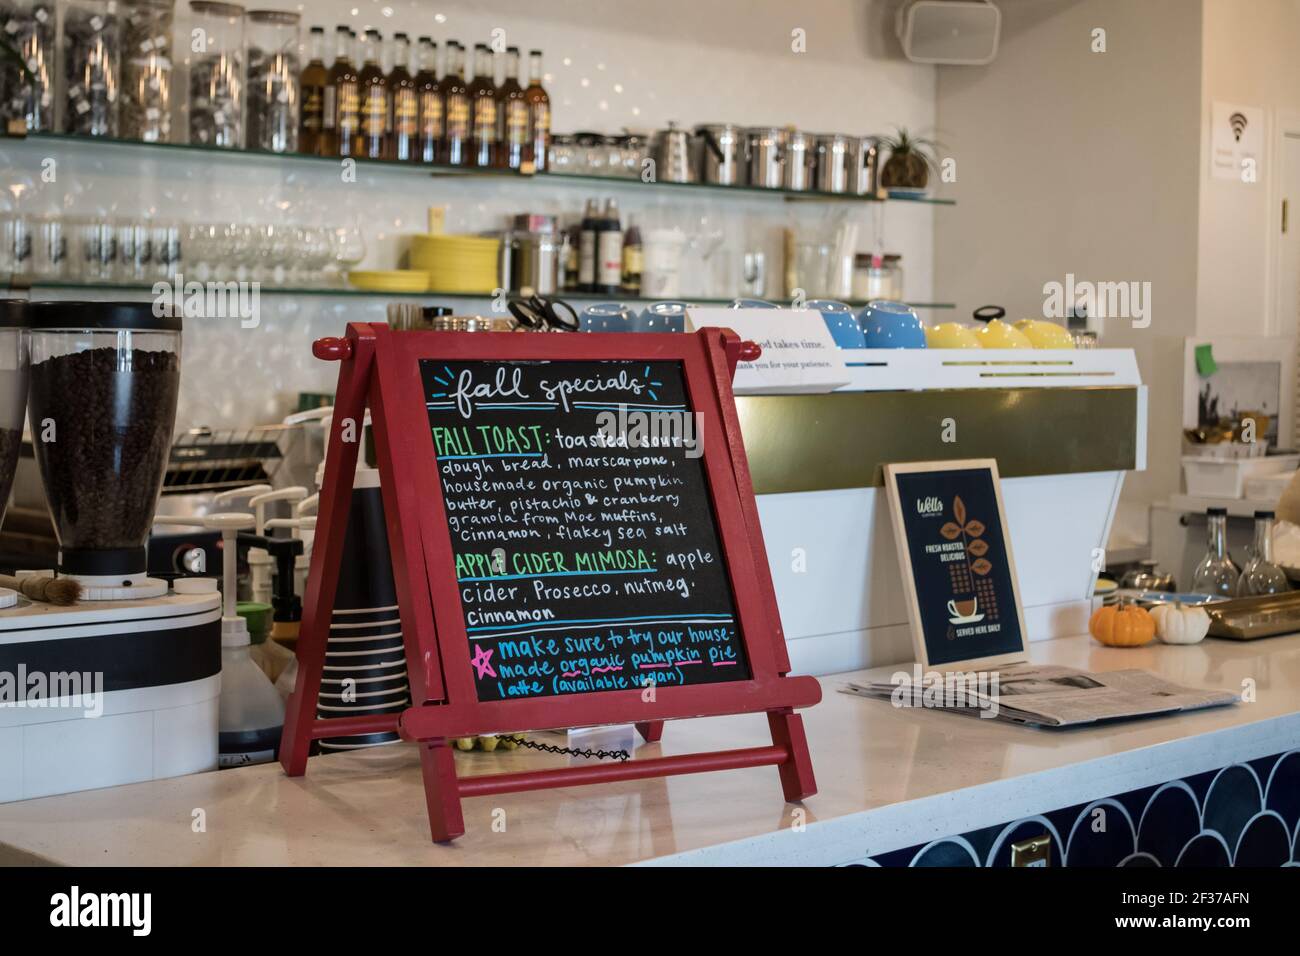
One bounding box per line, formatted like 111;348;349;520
578;302;638;332
636;300;689;333
858;299;927;349
807;299;867;349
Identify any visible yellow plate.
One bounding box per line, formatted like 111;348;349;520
347;270;431;292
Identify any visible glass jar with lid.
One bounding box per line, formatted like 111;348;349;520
119;0;174;142
852;252;904;301
245;8;298;153
1;1;56;132
62;0;121;136
188;0;244;148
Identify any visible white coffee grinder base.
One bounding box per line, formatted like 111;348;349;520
0;589;222;802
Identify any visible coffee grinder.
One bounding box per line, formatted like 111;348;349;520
0;302;221;802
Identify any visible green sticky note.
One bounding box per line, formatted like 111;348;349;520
1196;343;1218;377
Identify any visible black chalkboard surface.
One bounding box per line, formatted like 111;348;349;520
421;358;752;703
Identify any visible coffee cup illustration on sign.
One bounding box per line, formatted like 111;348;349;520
947;595;983;624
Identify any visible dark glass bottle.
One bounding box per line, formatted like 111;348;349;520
468;43;498;168
389;32;418;162
622;216;642;295
578;198;600;292
356;29;389;160
496;46;528;170
523;49;550;173
299;27;328;156
596;198;623;295
414;37;442;164
441;42;470;166
325;26;360;157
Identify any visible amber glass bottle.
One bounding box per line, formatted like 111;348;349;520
523;49;550;173
298;27;328;156
325;26;360;157
468;43;498;168
496;46;527;170
389;32;418;162
356;30;389;159
441;42;470;166
414;37;441;164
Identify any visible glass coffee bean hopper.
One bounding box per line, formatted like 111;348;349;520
26;302;182;599
0;301;29;609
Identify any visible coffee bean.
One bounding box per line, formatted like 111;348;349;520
27;346;179;553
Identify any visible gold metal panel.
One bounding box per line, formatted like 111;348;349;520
735;387;1138;495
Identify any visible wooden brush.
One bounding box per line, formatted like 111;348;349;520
0;573;82;606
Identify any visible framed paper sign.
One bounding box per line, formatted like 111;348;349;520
883;459;1029;670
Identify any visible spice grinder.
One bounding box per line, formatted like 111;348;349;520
26;302;182;599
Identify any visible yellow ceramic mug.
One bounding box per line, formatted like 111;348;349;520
925;322;981;349
1014;318;1075;349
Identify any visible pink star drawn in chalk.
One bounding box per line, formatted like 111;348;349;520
471;644;496;679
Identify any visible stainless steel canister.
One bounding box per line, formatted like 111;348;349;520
814;133;851;194
783;129;816;191
847;136;880;195
509;230;560;295
649;123;694;183
694;123;745;185
745;126;784;189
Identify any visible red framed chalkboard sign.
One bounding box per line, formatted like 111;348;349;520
280;323;820;842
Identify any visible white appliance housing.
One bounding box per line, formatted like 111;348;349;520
0;591;221;802
896;0;1002;66
747;349;1145;675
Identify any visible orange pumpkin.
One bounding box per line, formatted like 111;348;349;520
1089;601;1156;647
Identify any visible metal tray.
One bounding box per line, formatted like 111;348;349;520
1203;591;1300;640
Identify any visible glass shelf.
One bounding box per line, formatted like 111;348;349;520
529;171;956;205
17;279;956;310
3;132;955;206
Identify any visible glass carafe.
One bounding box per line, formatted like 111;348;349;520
1191;508;1239;597
1237;510;1289;596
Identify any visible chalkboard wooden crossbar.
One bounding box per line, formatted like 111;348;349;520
279;323;821;843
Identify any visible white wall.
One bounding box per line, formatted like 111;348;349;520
933;0;1204;525
1196;0;1300;339
2;0;940;431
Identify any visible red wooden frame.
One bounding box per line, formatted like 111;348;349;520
280;323;820;842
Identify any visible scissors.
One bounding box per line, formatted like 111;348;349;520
507;294;580;332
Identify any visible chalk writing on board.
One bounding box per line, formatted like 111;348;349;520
421;359;752;703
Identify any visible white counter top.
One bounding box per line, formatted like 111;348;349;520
0;632;1296;867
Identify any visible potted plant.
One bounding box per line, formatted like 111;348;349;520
878;128;943;192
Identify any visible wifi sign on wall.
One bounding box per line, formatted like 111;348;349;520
1212;101;1263;183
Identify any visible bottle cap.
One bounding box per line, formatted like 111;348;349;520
1255;510;1276;519
1206;507;1228;516
222;616;251;648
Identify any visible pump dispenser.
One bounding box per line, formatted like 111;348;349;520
246;486;309;605
206;512;285;767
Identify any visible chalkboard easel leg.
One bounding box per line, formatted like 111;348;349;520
420;739;465;843
635;721;664;743
767;709;818;802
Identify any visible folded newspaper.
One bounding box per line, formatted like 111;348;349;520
842;663;1238;727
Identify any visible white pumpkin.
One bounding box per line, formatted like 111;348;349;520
1151;602;1210;645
